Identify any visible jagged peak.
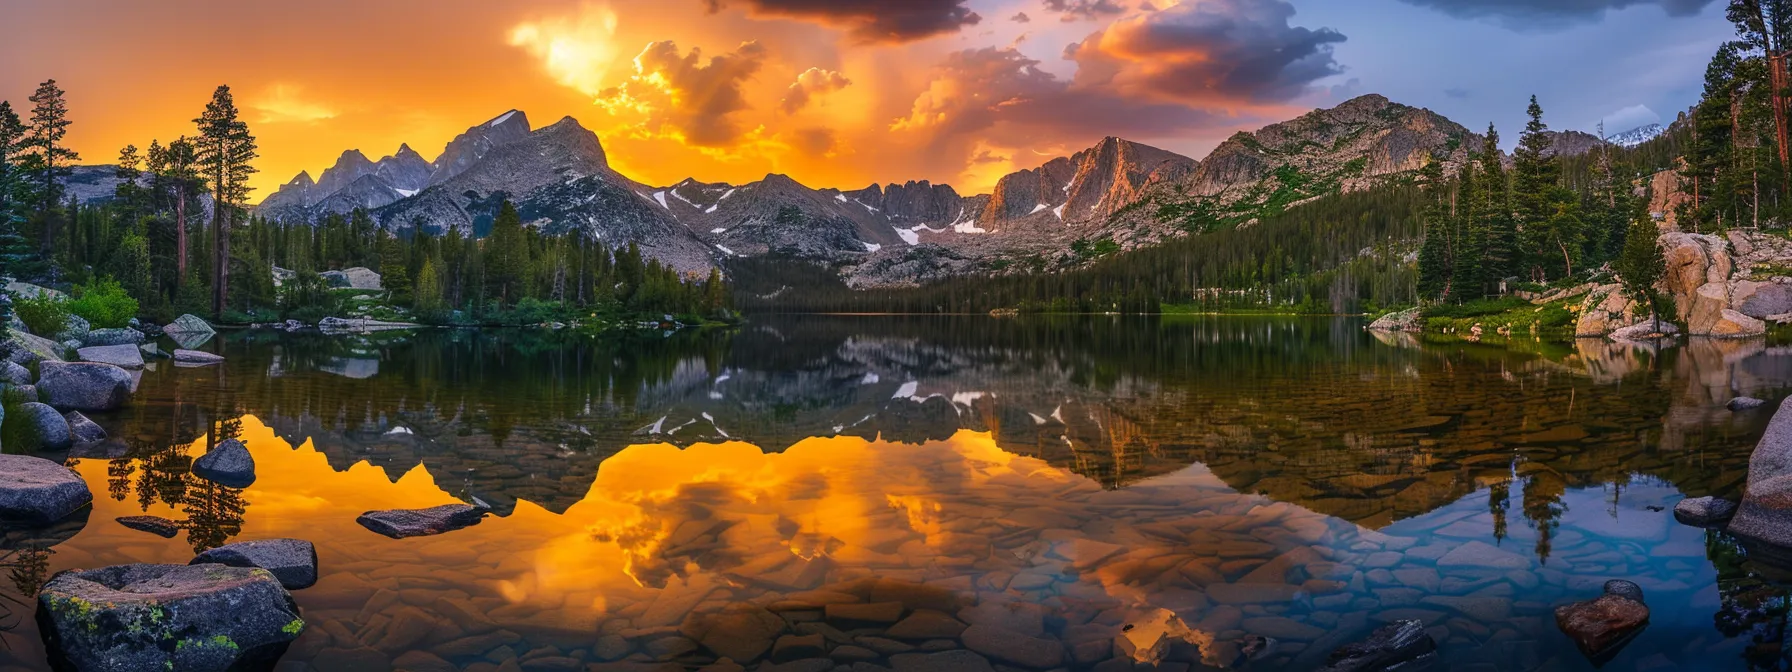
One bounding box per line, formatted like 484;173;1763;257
335;148;369;162
286;171;314;187
393;143;423;158
485;109;528;130
759;173;808;189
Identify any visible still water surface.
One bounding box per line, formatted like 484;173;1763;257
0;316;1787;671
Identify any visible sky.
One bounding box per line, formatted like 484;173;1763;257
0;0;1734;202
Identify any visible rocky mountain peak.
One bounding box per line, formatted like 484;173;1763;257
427;110;535;186
287;171;314;188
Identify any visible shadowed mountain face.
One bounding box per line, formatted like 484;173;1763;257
243;94;1496;286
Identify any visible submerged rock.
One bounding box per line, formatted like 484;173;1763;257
1555;588;1649;663
36;563;303;672
1674;496;1738;527
1315;620;1436;672
0;454;91;525
5;402;72;452
356;503;488;538
192;439;255;488
173;349;225;365
116;515;181;538
64;411;107;444
1730;396;1769;411
191;538;318;589
36;361;133;411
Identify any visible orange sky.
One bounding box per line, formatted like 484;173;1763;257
1;0;1340;202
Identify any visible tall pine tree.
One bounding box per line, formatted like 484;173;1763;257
193;86;257;318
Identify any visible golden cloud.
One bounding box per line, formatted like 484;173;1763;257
509;2;623;99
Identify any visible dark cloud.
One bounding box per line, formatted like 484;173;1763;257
1444;87;1472;99
599;40;768;146
1395;0;1718;30
1044;0;1128;21
1012;11;1032;23
891;47;1232;152
1067;0;1346;103
780;68;852;114
702;0;981;43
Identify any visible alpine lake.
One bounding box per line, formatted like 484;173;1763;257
0;315;1787;672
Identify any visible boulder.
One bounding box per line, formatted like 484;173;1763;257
1660;232;1732;318
321;267;382;290
192;439;255;488
1554;591;1648;663
1710;309;1767;338
64;411;107;444
82;327;146;347
1737;280;1792;318
1729;399;1792;550
1603;580;1645;604
173;349;225;365
37;361;133;411
7;329;67;365
0;454;91;524
191;538;318;589
5;281;65;300
1608;319;1677;342
356;503;488;538
53;314;90;344
1315;620;1437;672
0;360;31;385
1674;496;1738;527
36;563;303;672
1366;307;1422;333
162;313;216;336
117;515;181;538
1731;397;1769;411
77;343;145;369
5;402;72;452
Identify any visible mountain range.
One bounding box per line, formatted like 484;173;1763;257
214;96;1647;285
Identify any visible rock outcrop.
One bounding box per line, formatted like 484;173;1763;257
0;454;91;524
1730;398;1792;551
190;538;318;590
357;503;489;538
36;361;133;411
36;564;303;672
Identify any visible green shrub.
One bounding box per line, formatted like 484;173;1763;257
13;294;70;337
67;277;140;329
1421;296;1531;319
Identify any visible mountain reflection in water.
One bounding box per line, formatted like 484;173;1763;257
2;316;1791;671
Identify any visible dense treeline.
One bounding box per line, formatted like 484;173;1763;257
1415;98;1644;303
0;80;730;326
1677;1;1792;231
734;101;1690;315
733;186;1426;314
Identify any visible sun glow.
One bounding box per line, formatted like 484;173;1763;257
509;3;622;100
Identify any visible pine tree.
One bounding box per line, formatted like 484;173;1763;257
379;230;412;303
1616;214;1666;326
1415;158;1453;301
0;101;42;284
485;200;528;307
1477;125;1515;293
414;255;445;319
193;86;257;318
25;80;77;218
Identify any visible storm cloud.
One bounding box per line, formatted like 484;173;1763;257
702;0;981;43
1396;0;1718;30
1068;0;1347;104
